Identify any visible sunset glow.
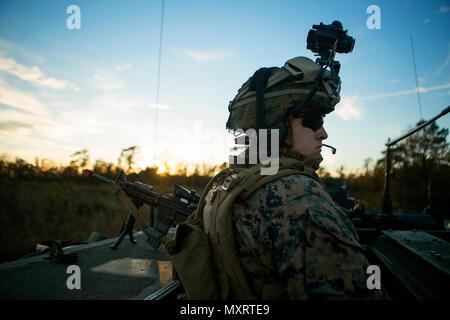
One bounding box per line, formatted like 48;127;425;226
156;165;167;175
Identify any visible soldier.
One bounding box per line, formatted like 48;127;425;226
231;113;379;299
209;57;384;299
166;56;388;300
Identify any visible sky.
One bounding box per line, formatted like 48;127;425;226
0;0;449;175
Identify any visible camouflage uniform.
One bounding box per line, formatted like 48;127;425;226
232;153;386;299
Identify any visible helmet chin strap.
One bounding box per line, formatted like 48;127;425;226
279;115;294;152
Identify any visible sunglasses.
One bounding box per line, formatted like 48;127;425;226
293;113;324;132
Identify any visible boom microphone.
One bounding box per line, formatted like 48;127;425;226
323;143;336;154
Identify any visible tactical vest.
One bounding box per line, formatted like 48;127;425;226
163;155;327;300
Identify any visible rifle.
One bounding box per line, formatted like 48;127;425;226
82;170;199;249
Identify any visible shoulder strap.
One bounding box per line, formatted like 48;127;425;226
193;167;232;221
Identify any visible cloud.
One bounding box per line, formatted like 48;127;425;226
335;95;363;120
438;6;450;13
0;78;49;116
90;93;144;114
149;103;170;110
0;131;75;164
89;93;170;113
0;120;35;134
115;64;133;72
0;38;46;65
89;63;134;91
182;49;233;62
0;54;79;91
0;108;56;137
360;83;450;100
435;43;450;76
89;65;135;91
390;79;399;84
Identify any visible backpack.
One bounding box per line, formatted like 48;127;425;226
162;157;325;300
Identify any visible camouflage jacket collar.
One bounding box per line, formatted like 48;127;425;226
281;150;323;171
229;148;323;173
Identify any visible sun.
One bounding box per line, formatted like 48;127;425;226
156;165;167;175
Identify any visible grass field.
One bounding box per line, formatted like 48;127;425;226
0;157;448;263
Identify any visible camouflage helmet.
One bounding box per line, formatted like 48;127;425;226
226;56;341;132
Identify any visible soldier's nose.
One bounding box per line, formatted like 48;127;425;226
317;126;328;140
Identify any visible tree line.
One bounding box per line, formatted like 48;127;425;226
0;120;448;263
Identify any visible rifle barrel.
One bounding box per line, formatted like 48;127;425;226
83;169;193;217
82;169;112;184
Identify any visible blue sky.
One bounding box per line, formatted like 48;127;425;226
0;0;449;174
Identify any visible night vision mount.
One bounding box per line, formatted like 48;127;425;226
289;20;355;117
306;20;355;74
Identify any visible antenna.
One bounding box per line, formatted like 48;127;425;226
153;0;165;165
410;35;424;120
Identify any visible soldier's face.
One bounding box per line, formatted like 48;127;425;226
290;117;328;155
